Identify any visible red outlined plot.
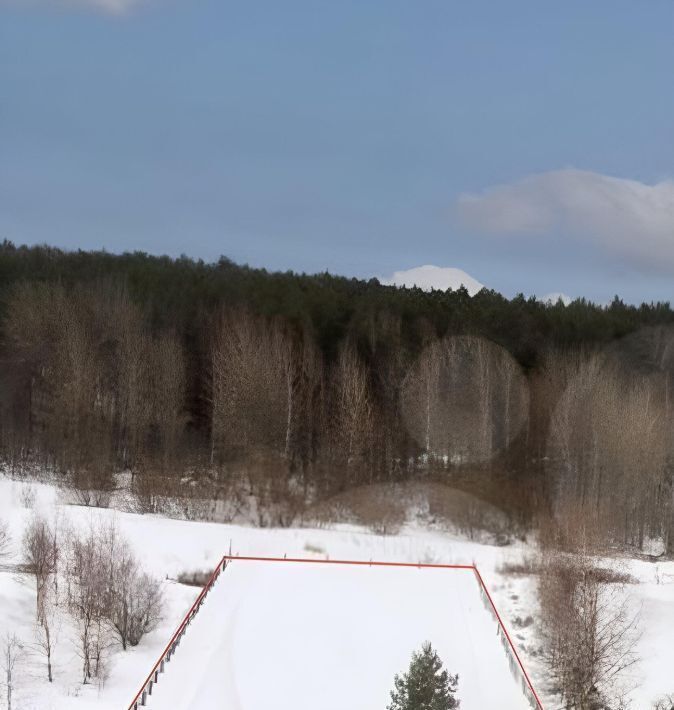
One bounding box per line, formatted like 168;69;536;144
129;555;544;710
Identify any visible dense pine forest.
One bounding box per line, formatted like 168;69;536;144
1;240;673;551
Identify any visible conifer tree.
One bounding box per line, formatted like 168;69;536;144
387;641;460;710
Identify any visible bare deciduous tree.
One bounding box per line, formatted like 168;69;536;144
65;519;164;681
547;349;673;549
209;308;323;520
150;331;187;471
34;582;57;683
401;335;529;467
23;513;58;624
1;634;23;710
652;694;674;710
270;319;322;474
114;290;153;472
22;513;64;682
99;527;163;650
66;524;110;683
326;342;374;489
2;281;191;496
538;548;640;709
210;308;286;463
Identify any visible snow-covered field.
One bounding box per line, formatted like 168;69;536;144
148;560;529;710
1;476;673;710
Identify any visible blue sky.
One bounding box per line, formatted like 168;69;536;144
1;0;673;303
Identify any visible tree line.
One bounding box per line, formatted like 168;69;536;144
0;242;673;551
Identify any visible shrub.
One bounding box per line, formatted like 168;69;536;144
0;520;10;559
177;569;212;587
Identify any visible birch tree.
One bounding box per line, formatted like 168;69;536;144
210;308;285;463
547;349;671;547
1;634;22;710
23;514;57;624
401;335;528;466
326;342;374;488
150;331;187;471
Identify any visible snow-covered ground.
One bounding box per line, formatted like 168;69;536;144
0;475;673;710
148;560;529;710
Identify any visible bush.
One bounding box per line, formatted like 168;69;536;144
177;569;212;587
304;484;406;535
0;519;10;559
105;539;163;649
497;556;541;576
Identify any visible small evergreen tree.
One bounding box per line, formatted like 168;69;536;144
387;641;460;710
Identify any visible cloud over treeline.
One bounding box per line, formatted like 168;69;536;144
457;169;674;274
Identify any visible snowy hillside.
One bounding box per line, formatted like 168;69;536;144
1;476;673;710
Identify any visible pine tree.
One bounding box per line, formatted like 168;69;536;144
387;641;460;710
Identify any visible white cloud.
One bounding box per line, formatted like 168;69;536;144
382;265;484;296
65;0;143;12
456;169;674;274
4;0;146;14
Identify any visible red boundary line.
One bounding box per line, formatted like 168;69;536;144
472;565;545;710
128;554;544;710
128;554;227;710
224;555;475;570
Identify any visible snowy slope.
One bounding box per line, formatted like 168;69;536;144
148;560;529;710
1;476;674;709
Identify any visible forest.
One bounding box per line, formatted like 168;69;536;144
1;240;673;554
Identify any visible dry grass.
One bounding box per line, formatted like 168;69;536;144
305;484;407;535
498;553;637;585
303;542;326;555
176;569;212;587
498;556;541;576
304;480;514;542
